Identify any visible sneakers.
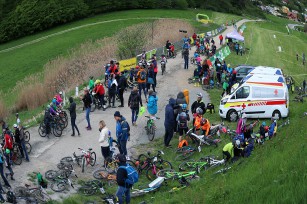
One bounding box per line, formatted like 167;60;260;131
126;156;130;160
71;134;75;136
86;127;92;130
118;105;124;107
133;122;137;126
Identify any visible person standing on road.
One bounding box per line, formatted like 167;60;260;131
219;34;223;45
14;124;30;162
98;120;110;168
81;88;92;130
128;87;143;126
68;97;80;136
152;56;158;86
164;98;176;147
118;72;127;108
183;45;189;69
146;64;156;92
137;66;147;102
116;154;131;204
147;90;158;118
114;111;130;158
0;151;10;188
108;74;118;108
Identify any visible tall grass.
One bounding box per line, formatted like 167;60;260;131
0;99;8;120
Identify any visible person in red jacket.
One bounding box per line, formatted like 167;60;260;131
3;131;14;181
93;80;106;111
219;35;224;45
108;60;117;74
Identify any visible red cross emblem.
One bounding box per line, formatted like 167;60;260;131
242;103;246;110
274;89;278;95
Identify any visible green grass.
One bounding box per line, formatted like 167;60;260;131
0;9;240;94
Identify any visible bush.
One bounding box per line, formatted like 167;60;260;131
173;0;188;9
304;24;307;33
0;99;8;120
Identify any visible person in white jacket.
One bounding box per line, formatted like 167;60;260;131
99;120;110;167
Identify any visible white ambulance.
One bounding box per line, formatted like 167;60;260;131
219;75;289;122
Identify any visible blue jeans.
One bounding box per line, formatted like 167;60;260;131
119;140;127;156
21;140;30;161
131;108;139;123
184;56;189;69
138;83;147;100
116;186;130;204
85;107;91;127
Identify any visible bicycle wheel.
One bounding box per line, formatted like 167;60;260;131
32;189;51;203
175;151;194;161
178;160;196;171
51;181;67;192
136;154;149;173
45;170;58;180
38;123;47;137
25;142;32;154
93;169;109;180
53;124;63;137
12;147;22;165
24;131;31;142
78;186;96;196
14;186;29;197
106;161;118;173
148;125;155;141
156;160;173;170
156;168;175;178
146;166;161;181
206;138;218;147
90;152;96;166
126;160;136;168
131;190;146;198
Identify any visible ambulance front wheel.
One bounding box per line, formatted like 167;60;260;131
227;109;238;122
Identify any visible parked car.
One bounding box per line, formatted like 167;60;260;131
234;65;255;82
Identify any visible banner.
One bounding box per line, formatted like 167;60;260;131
210;46;232;65
146;49;157;61
119;57;137;72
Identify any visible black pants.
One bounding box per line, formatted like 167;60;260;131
109;92;116;106
154;72;157;85
223;151;231;162
44;118;51;134
118;89;124;106
0;163;10;187
101;146;110;160
71;117;80;135
146;83;156;92
164;127;174;146
99;94;105;107
119;140;127;156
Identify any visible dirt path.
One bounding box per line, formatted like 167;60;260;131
8;19;250;201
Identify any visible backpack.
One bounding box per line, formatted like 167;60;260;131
178;140;188;148
6;191;16;203
6;134;13;150
140;70;146;80
178;112;188;129
121;120;130;139
119;164;139;185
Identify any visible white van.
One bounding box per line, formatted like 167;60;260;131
231;66;284;92
219;75;289;122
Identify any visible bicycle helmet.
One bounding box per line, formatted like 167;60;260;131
181;104;187;111
5;149;10;154
59;91;63;95
262;122;266;126
235;140;240;147
196;107;203;115
197;93;203;98
13;124;17;128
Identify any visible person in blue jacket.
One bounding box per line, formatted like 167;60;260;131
164;98;176;147
147;90;158;117
114;111;130;157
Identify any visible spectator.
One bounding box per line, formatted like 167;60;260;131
152;57;158;85
108;74;118;108
191;93;206;116
146;65;156;92
118;72;127;108
89;76;95;91
128;86;143;126
14;124;30;162
16;113;21;125
147;90;158;117
99;120;110;168
81;88;92;130
0;151;10;188
164;98;176;147
137;66;147;102
219;34;223;45
68;97;80;136
114;111;130;157
183;45;189;69
235;43;239;55
116;154;131;204
183;89;190;111
215;58;222;84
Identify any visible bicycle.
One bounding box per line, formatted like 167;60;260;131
131;176;164;197
202;156;226;169
178;159;208;172
14;184;51;203
186;128;218;151
45;164;76;180
213;166;232;175
175;146;196;161
38;116;63;137
13;142;32;154
50;168;77;192
78;180;104;196
92;169;117;186
145;116;160;141
156;169;199;182
78;148;96;173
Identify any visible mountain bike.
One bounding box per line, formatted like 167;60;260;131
23;126;31;142
14;184;51;203
13;142;32;154
38;117;63;137
175;146;196;161
11;145;23;165
186;128;218;151
202;156;226;169
92;169;117;186
145;116;160;141
45;164;76;180
78;148;96;173
156;169;199;182
78;180;104;196
131;176;165;197
178;159;208;172
50;168;78;192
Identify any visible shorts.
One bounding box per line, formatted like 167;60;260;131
178;128;188;136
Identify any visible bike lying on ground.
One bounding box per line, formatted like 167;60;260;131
131;176;165;197
78;180;104;196
175;146;196;161
186;128;219;151
14;184;51;203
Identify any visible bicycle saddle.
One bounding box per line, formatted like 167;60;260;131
88;148;93;151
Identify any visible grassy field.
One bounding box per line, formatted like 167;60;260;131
53;14;307;204
0;9;241;94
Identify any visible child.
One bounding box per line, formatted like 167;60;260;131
176;104;190;142
147;90;158;119
170;44;175;58
268;119;277;139
193;107;203;135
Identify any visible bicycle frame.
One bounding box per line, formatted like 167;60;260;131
179;161;208;172
78;148;92;166
164;171;197;180
204;157;225;168
186;128;216;151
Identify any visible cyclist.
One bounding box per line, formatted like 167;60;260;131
3;129;14;180
147;90;158;119
222;140;240;162
176;104;190;142
200;118;211;136
146;64;156;93
170;44;175;58
128;86;143;126
165;40;171;57
55;91;63;104
93;80;106;110
43;105;52;135
108;60;117;74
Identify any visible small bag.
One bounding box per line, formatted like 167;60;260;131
147;77;154;84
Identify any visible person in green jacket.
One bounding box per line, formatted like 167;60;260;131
89;76;95;91
223;140;240;162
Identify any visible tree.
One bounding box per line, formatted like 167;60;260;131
173;0;188;9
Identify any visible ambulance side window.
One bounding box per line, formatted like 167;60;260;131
236;86;250;99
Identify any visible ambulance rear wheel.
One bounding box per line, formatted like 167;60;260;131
227;109;238;122
272;110;281;120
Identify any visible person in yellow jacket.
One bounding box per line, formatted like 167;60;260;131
223;140;240;162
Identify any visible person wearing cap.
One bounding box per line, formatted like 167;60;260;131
81;88;92;130
93;80;106;110
176;104;190;142
191;93;206;116
116;154;131;204
114;111;130;157
223;140;240;162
